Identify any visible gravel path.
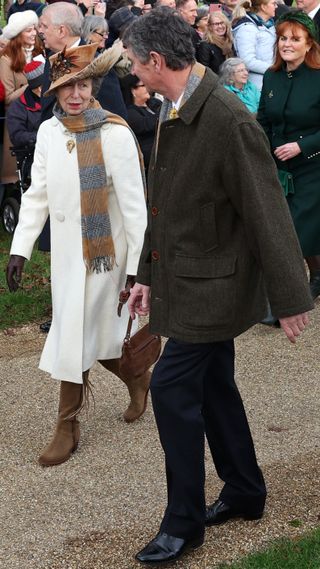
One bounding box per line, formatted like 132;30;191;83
1;304;319;569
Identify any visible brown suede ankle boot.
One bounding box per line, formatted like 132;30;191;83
38;374;88;467
99;359;151;423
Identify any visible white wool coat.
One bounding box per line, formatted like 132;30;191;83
10;117;147;383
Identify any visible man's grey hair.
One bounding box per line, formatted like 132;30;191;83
123;6;195;70
81;15;108;42
219;57;246;85
43;2;84;37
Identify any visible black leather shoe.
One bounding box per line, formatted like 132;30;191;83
205;499;263;526
39;319;52;333
135;532;204;565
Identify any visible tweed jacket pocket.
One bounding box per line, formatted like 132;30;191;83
173;255;237;330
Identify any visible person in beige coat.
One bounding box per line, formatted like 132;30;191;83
0;10;43;182
6;43;148;467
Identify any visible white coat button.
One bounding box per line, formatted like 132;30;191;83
55;211;65;222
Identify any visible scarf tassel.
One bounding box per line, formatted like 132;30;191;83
86;255;116;274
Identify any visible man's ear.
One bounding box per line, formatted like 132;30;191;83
58;24;67;39
149;51;162;72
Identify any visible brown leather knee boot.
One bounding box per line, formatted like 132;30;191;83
99;358;151;423
38;372;89;467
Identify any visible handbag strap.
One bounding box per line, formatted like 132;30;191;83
124;316;133;342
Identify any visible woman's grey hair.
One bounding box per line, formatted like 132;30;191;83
81;15;108;42
123;6;195;70
219;57;246;85
195;6;209;27
43;2;84;37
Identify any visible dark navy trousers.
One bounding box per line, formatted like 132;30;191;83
150;338;266;539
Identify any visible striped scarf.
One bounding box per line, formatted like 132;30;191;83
53;99;145;274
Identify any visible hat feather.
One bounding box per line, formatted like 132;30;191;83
76;40;123;81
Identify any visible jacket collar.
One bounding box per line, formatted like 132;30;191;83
177;68;219;126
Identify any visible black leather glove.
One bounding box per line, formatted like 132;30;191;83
6;255;26;292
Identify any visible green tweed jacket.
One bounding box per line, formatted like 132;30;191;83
137;68;313;342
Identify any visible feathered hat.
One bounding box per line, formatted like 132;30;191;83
44;40;123;97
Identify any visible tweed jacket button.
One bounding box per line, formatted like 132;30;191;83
55;211;65;222
151;206;159;216
152;250;160;261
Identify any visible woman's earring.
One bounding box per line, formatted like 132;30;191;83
90;96;94;102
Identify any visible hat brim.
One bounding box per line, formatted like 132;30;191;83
44;40;123;98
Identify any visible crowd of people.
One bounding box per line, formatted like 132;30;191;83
1;0;319;565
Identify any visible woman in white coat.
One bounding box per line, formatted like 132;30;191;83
232;0;277;90
6;43;148;466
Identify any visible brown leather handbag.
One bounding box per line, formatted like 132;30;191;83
117;280;161;378
119;317;161;378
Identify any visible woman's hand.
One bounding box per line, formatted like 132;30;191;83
274;142;301;161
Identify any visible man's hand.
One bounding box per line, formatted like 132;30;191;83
6;255;26;292
127;283;150;319
279;313;309;343
274;142;301;161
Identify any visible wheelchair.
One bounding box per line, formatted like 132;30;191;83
0;144;34;234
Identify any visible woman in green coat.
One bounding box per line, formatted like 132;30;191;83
257;10;320;300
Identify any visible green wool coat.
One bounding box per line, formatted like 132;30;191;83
257;63;320;256
137;68;313;343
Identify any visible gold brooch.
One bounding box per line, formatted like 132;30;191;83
268;90;273;98
66;140;75;153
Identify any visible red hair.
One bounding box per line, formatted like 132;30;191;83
3;34;44;73
271;21;320;71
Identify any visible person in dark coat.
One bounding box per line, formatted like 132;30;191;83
6;58;44;147
125;8;313;566
6;0;41;20
258;10;320;300
81;15;128;119
120;73;161;170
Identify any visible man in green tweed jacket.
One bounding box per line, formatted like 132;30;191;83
125;7;314;566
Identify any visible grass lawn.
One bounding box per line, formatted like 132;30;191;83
217;527;320;569
0;225;51;329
